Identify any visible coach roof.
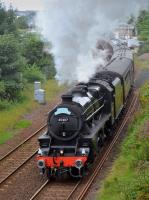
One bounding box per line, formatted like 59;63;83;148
105;56;133;77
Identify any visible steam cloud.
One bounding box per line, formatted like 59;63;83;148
36;0;149;84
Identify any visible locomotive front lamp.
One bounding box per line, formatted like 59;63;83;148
60;149;64;155
80;147;89;156
62;132;66;137
81;148;86;156
38;148;43;156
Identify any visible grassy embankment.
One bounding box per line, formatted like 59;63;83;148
97;59;149;199
134;55;149;70
0;80;65;144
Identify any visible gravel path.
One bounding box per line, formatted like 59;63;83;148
0;156;47;200
139;53;149;60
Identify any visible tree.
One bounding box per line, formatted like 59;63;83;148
0;2;7;35
137;10;149;40
0;3;17;35
21;33;56;79
0;1;56;104
0;34;24;101
38;53;56;79
22;33;43;65
128;15;135;25
6;7;17;33
15;16;28;30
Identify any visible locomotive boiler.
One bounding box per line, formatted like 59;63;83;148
37;43;134;178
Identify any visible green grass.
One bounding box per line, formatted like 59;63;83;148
0;79;65;144
134;55;149;70
0;132;13;145
0;83;38;142
97;82;149;200
14;119;32;129
0;119;31;145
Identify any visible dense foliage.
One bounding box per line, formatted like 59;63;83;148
137;10;149;41
21;33;56;80
0;4;17;35
138;40;149;55
15;15;29;30
0;2;56;106
98;82;149;200
0;34;24;101
137;9;149;55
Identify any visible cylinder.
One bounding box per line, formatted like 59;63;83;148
34;81;41;90
36;89;46;104
34;81;41;101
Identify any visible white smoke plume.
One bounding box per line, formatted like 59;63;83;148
36;0;149;84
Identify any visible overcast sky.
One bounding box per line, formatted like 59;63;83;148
4;0;44;10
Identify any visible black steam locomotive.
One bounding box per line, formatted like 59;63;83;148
37;44;134;178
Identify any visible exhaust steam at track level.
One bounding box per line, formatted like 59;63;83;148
36;0;149;84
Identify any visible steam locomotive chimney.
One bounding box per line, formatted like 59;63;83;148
61;94;72;102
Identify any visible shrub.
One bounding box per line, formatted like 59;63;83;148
0;99;11;110
138;41;149;55
0;34;24;101
139;81;149;107
23;64;45;83
98;81;149;200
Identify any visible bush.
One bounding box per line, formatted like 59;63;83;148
21;33;44;65
0;80;5;95
38;53;56;79
0;34;24;101
138;41;149;55
15;16;28;30
0;99;11;110
98;82;149;200
137;10;149;41
23;64;45;83
139;81;149;107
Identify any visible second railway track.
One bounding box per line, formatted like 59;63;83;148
0;124;47;185
29;91;139;200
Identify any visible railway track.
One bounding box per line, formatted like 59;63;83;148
30;180;80;200
29;91;138;200
0;124;47;186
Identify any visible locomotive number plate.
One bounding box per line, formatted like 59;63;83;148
58;117;69;122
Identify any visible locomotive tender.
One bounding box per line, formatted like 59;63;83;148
37;44;134;178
